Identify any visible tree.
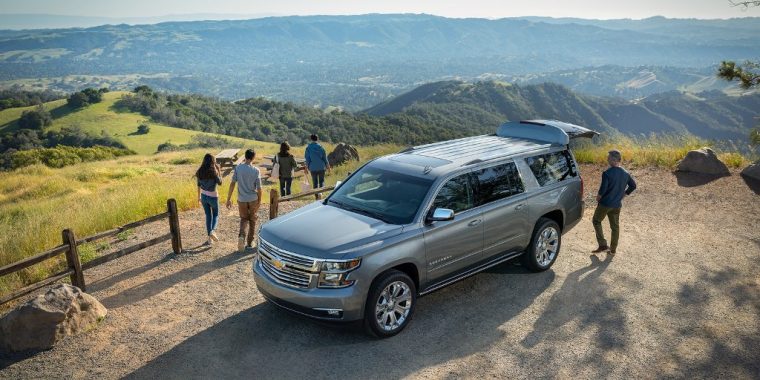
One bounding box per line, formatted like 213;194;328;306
136;124;151;134
729;1;760;7
67;91;90;108
718;61;760;89
18;106;52;130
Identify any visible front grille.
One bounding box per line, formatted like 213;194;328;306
258;239;317;289
259;239;317;271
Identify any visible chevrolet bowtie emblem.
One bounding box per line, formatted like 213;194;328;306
273;259;285;269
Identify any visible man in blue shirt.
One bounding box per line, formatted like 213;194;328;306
592;150;637;255
304;134;331;189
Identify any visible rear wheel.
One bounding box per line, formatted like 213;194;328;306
364;270;416;338
522;217;561;272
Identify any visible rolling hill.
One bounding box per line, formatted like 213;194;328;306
0;91;267;155
365;81;760;141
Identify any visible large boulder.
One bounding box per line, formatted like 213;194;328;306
741;161;760;181
328;143;360;167
0;284;107;352
676;147;730;176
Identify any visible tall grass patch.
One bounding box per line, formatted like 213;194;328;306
572;134;749;169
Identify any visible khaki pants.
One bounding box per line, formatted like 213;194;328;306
593;205;621;250
238;201;259;245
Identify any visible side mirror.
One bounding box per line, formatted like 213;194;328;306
427;208;455;223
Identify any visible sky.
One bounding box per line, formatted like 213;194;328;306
1;0;759;20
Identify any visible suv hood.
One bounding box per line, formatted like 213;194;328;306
260;202;404;259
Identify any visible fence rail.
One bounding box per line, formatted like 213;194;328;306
0;199;182;306
268;186;335;220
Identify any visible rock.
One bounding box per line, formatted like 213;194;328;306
741;161;760;181
328;143;360;167
675;147;730;176
0;284;107;352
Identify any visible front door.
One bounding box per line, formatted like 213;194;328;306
423;172;484;283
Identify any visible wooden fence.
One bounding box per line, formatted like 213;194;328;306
0;199;182;306
269;186;335;220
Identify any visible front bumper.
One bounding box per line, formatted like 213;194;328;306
253;258;366;321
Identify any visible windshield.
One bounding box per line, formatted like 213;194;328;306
328;165;433;225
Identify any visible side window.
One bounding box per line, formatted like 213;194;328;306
433;174;474;213
474;162;524;206
525;150;578;186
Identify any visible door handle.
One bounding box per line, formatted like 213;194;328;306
515;204;525;210
468;219;482;227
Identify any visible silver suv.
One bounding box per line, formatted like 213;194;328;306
254;120;596;337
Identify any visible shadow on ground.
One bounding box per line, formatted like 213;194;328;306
123;256;633;379
660;264;760;378
99;249;252;309
674;171;729;187
740;174;760;195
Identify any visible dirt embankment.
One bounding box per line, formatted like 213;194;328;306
1;164;759;379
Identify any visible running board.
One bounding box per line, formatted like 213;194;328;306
419;251;524;296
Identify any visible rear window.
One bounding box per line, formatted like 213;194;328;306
473;162;524;205
525;150;577;186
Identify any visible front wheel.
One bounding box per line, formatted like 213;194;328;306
522;217;562;272
364;270;416;338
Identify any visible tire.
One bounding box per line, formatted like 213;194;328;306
522;217;562;272
364;269;417;338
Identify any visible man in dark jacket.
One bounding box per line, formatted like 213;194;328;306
592;150;637;255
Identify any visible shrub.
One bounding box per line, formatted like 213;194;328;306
66;87;107;108
7;146;135;170
136;124;151;134
18;106;53;130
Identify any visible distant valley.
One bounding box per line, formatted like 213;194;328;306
0;14;758;110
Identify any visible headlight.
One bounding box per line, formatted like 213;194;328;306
318;259;361;288
320;259;361;272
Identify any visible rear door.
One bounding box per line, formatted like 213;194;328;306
475;161;530;260
423;172;484;282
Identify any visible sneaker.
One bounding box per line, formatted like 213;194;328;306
209;231;219;242
608;249;616;255
591;245;609;253
238;236;246;253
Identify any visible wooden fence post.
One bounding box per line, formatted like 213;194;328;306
269;189;280;220
62;229;86;291
167;198;182;254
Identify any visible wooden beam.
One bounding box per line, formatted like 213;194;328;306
62;229;86;291
0;244;67;277
279;186;335;202
167;199;182;254
269;189;280;220
75;212;169;245
0;269;73;306
82;233;172;270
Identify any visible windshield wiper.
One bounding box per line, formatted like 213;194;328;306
329;199;392;223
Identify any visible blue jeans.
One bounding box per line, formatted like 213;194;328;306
279;178;293;196
201;194;219;235
311;170;325;188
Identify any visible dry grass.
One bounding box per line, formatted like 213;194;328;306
572;135;751;169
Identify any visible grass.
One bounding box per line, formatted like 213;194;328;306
572;134;751;169
0;144;401;301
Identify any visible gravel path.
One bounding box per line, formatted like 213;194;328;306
1;165;759;379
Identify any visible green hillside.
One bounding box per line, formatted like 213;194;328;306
0;92;267;155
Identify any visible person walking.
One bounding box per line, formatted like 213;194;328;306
196;153;222;245
592;150;637;255
275;142;299;196
304;134;330;189
226;149;262;253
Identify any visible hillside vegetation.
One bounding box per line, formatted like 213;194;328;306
366;81;760;142
0;91;259;155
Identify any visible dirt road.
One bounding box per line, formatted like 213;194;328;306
1;165;759;379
